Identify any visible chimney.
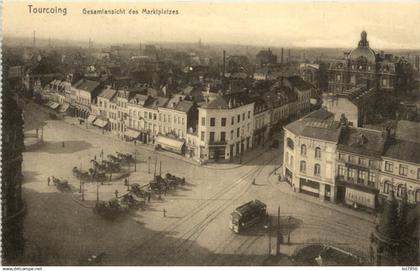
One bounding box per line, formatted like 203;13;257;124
223;50;226;78
281;48;284;64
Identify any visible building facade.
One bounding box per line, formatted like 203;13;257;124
197;93;254;162
283;109;341;202
328;31;396;94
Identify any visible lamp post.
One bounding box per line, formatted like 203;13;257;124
134;149;137;172
148;156;151;174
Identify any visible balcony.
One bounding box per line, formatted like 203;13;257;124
208;140;227;147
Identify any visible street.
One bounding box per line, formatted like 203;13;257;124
21;103;375;265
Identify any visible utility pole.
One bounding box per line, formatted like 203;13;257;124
148;156;151;174
268;216;272;256
96;175;99;202
276;206;280;256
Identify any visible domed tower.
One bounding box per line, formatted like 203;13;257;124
349;30;376;63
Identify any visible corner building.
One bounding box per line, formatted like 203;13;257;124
283;109;342;202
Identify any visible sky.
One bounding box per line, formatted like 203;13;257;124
3;1;420;49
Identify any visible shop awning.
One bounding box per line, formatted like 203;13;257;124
87;114;97;124
156;135;185;154
58;103;69;113
125;129;140;139
345;186;376;209
93;118;108;128
50;102;60;110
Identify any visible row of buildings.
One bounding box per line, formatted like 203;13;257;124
40;75;315;162
283;108;420;207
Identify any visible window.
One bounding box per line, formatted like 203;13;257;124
287;138;294;150
369;160;375;168
348;168;356;180
149;112;152;119
221;118;226;127
300;161;306;173
397;184;405;198
231;116;235;125
230;130;234;140
368;173;375;187
237;115;240;123
338;153;345;161
242;113;245;121
338;165;346;177
301;144;307;156
221;132;226;142
210;118;216;127
385;161;393;172
201;131;205;141
399;165;408;176
315;147;321;159
237;128;240;137
359;158;366;166
248;111;251;119
164;115;167;122
358;171;367;184
416;190;420;202
168;115;171;123
201;117;206;126
384;181;391;194
418;168;420;179
247;123;250;132
209;132;215;143
314;164;321;176
153;113;157;120
174;116;177;124
144;112;147;118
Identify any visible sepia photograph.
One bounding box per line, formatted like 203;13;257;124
1;0;419;267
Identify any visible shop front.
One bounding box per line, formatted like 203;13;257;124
125;129;140;141
299;178;320;198
344;183;377;209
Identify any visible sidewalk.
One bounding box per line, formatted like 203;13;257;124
267;173;375;224
62;115;272;171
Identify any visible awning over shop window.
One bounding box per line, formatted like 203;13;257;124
87;114;97;124
50;102;60;110
125;129;140;139
345;186;376;209
58;103;69;113
156;135;185;154
93;118;108;128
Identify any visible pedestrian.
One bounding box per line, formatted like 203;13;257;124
124;178;128;186
94;155;97;161
134;140;136;146
47;176;50;186
62;141;65;148
163;208;166;217
252;178;256;185
148;193;151;202
115;189;118;199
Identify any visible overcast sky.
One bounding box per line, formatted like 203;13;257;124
3;1;420;49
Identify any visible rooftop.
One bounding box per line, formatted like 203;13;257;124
285;109;341;142
338;127;386;157
98;88;118;100
383;139;420;164
73;79;101;93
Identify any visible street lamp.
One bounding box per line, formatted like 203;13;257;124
134;149;137;172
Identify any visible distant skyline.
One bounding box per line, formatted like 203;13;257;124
3;2;420;50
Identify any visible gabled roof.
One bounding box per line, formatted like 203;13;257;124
175;100;195;113
130;94;150;106
73;79;101;93
145;96;169;109
286;75;315;91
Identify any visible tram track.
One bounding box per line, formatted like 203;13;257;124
126;152;275;258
